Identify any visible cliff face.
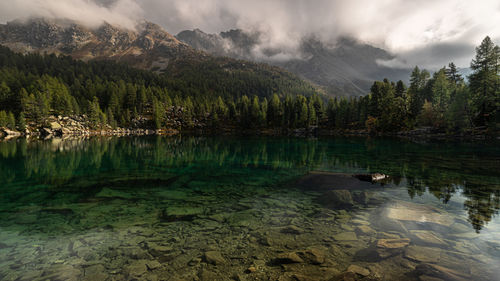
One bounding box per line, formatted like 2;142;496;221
0;18;200;71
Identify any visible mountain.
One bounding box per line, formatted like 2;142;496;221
177;29;411;96
0;18;201;70
0;18;320;98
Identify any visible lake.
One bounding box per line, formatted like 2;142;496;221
0;136;499;281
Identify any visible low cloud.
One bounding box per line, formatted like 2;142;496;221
0;0;142;30
1;0;498;69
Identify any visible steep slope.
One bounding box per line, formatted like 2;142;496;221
177;29;411;96
0;18;201;70
0;18;321;98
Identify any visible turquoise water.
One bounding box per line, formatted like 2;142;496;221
0;136;499;280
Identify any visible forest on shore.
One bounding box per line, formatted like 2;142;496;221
0;36;498;136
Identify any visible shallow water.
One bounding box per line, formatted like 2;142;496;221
0;136;499;281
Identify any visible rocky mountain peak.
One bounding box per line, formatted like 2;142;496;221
0;18;197;70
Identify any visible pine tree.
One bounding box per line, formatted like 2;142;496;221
6;112;16;129
469;36;499;126
17;112;27;131
89;97;103;128
446;62;463;85
0;110;7;127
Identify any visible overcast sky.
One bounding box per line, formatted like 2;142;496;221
0;0;499;69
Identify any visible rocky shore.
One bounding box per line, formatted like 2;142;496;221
0;115;179;141
1;114;497;141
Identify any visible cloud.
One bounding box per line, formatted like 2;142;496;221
0;0;499;68
377;42;476;70
0;0;142;30
139;0;500;68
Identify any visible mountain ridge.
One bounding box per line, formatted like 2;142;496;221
0;18;322;99
176;28;411;96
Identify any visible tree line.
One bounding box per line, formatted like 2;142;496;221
0;36;498;134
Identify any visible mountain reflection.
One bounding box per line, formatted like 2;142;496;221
0;136;499;232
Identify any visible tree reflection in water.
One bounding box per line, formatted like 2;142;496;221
0;136;498;232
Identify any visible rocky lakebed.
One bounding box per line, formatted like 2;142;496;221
0;136;499;281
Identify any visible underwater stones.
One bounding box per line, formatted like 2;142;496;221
333;232;358;241
188;257;202;266
275;252;304;264
320;190;354;207
204;251;226;265
295;171;381;192
82;264;108;281
120;247;151;260
199;268;219;281
404;246;442;263
347;265;370;277
145;260;161;270
385;201;454;227
297;248;326;265
376;238;410;249
226;211;258;228
448;223;471;233
147;242;173;257
410;231;448;247
126;260;148;278
450;232;480;239
418;275;445;281
376;232;401;239
281;225;303;235
415;263;471;281
355;225;376;236
372;214;409;234
351;219;370;226
42;264;82;281
376;238;410;259
247;266;257;273
159;206;204;222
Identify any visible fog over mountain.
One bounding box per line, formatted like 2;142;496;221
1;0;498;71
176;29;411;95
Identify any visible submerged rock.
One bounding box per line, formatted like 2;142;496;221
281;225;303;235
355;225;376;236
319;190;354;207
204;251;226;265
275;252;304;264
377;238;410;249
333;232;358;241
376;238;410;259
295;171;386;192
404;245;442;263
347;264;370;277
354;173;388;182
159;206;204;222
415;263;471;281
410;230;448;247
384;201;454;227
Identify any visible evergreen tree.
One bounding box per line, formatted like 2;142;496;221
0;111;7;127
446;62;463;85
17;112;26;131
152;97;163;129
469;36;499;126
89;97;103;128
6;112;15;129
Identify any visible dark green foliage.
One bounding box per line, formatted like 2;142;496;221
0;36;498;134
468;36;499;127
17;112;26;131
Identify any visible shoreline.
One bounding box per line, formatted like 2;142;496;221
1;115;498;142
